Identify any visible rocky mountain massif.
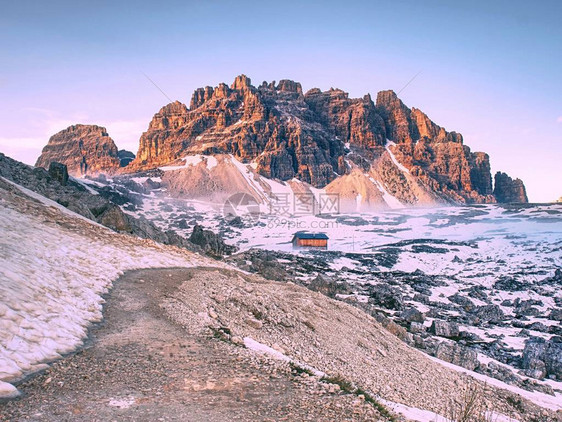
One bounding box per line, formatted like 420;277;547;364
35;75;528;205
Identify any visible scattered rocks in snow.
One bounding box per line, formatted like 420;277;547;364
448;293;476;312
368;284;404;310
473;304;505;325
308;274;350;298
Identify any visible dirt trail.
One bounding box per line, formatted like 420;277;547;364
0;268;386;422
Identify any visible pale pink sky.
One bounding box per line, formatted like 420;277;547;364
1;0;560;202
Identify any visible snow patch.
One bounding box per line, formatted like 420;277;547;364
243;337;324;377
159;154;217;171
369;177;404;209
108;396;136;409
428;355;562;411
0;380;20;398
385;140;410;174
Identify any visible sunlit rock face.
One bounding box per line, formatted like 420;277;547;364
36;124;120;176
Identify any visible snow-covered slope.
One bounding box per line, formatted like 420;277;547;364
0;178;218;397
150;154;412;211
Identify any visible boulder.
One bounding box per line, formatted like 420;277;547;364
430;320;460;339
435;342;479;370
409;322;426;334
548;308;562;322
514;299;542;317
448;293;475;312
97;204;132;232
521;337;562;380
400;307;425;323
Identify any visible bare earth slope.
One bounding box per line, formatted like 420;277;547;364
1;268;385;422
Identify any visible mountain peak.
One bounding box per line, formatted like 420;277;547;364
276;79;302;95
35;124;120;176
375;89;399;106
231;74;252;91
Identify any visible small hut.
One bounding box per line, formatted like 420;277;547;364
292;232;328;249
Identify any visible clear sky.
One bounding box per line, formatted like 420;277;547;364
1;0;560;202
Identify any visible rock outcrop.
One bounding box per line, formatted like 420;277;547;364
493;172;528;203
521;336;562;380
47;162;69;186
375;91;495;203
36;125;120;176
189;224;237;257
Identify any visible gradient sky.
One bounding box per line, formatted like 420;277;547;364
1;0;560;202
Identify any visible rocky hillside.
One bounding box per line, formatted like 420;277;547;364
0;153;234;258
36;124;121;176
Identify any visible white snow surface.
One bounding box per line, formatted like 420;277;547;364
108;396;136;409
0;380;19;398
243;337;324;377
370;176;404;209
381;398;519;422
0;182;217;397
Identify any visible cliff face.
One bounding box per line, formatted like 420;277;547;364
35;125;120;176
130;75;345;187
374;91;495;203
494;172;528;203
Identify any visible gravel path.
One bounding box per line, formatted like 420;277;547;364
0;268;388;422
